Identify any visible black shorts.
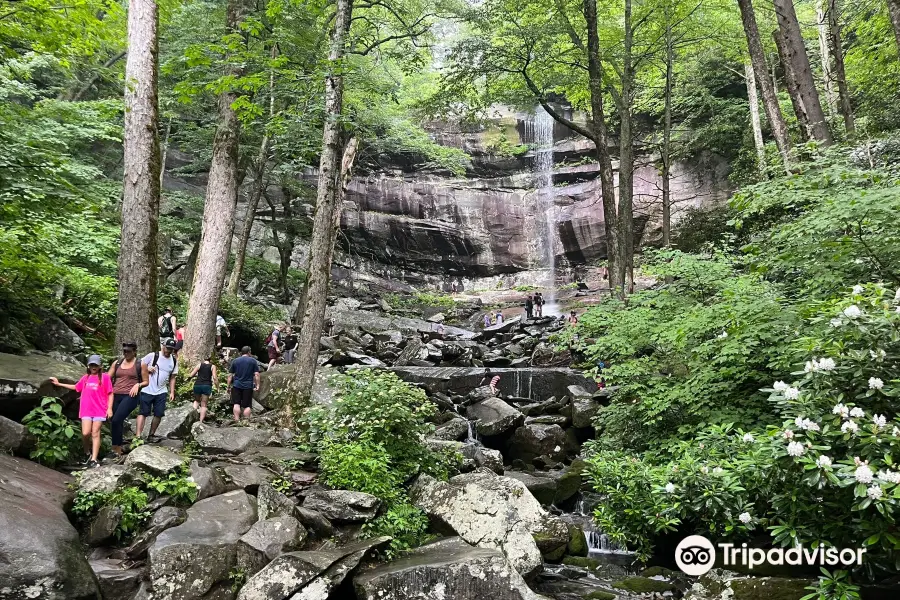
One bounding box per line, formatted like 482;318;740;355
231;387;254;409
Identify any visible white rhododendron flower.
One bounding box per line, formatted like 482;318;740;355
818;357;836;371
784;387;800;400
833;403;849;418
878;470;900;484
816;455;832;469
802;419;820;432
893;426;900;437
868;485;883;500
855;464;874;484
869;377;884;390
787;441;805;457
830;318;843;327
717;331;728;339
773;381;789;391
870;349;886;361
783;429;795;439
665;483;675;493
739;512;752;524
713;467;724;475
873;414;888;429
842;420;859;434
742;433;755;443
850;407;865;418
842;305;862;319
804;360;817;373
852;284;864;295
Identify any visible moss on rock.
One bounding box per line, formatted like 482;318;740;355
567;524;588;557
554;458;586;504
639;566;676;578
611;576;675;594
562;556;601;570
729;577;813;600
583;592;616;600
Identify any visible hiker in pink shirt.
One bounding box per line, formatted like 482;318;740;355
50;354;113;469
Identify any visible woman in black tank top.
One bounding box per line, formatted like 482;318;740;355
189;354;218;423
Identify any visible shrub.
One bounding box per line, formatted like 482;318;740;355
143;465;200;505
22;397;79;466
72;485;151;540
385;292;455;310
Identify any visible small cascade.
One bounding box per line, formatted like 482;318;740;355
573;495;632;557
465;419;479;444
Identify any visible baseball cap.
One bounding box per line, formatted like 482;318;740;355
122;341;138;350
87;354;103;366
163;338;177;349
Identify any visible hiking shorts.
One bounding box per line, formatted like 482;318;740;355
231;387;254;409
139;392;167;418
267;346;280;361
193;384;213;397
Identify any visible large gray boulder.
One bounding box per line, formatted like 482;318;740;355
78;464;132;494
0;455;100;599
90;559;144;600
0;352;85;420
189;459;226;501
504;471;558;506
124;444;184;476
34;314;86;354
191;422;271;454
467;397;524;437
149;490;258;599
506;424;567;464
155;402;199;439
256;482;296;521
237;536;390;600
0;414;33;455
389;366;595;401
328;308;477;340
354;537;550;600
433;416;470;441
215;463;273;493
301;489;380;523
236;516;307;576
122;506;187;560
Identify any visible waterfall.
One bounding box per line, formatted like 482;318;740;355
533;108;557;306
575;495;630;556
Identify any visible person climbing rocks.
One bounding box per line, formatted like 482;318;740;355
158;307;177;345
189;353;218;423
107;341;149;459
524;295;534;319
228;346;260;422
451;280;458;293
266;323;286;369
174;323;185;355
137;338;178;442
50;354;113;468
283;327;298;364
215;314;230;348
436;323;445;339
568;310;578;325
495;310;504;325
534;293;544;317
483;313;492;328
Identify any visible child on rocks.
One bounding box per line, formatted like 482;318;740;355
50;354;113;468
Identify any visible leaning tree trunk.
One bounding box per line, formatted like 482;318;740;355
773;31;810;142
116;0;160;353
816;0;839;117
745;63;766;175
828;0;854;133
618;0;636;295
287;0;354;424
736;0;792;172
181;0;246;364
662;19;673;248
773;0;833;146
583;0;621;292
888;0;900;57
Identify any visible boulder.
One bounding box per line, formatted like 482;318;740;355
301;489;380;523
0;414;34;455
79;464;133;494
241;446;318;469
85;504;123;546
155;402;199;439
433;416;470;441
191;422;271;454
506;424;567;464
684;570;815;600
294;507;334;539
122;506;187;560
216;463;272;493
237;536;391;600
257;482;296;521
327;308;477;341
389;366;595;401
354;537;549;600
91;559;144;600
554;459;586;506
505;471;558;506
475;447;505;474
525;414;569;427
0;351;85;420
254;365;294;410
0;455;99;599
394;337;426;367
467;398;524;437
189;459;227;501
124;444;185;476
34;314;86;354
236;516;308;576
571;397;600;429
149;490;258;599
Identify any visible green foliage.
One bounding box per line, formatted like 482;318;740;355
362;502;432;559
72;486;151;540
385;292;456;310
238;256;307;295
229;567;247;594
802;570;862;600
143;465;200;505
22;398;79;466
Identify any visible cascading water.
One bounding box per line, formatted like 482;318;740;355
574;496;631;556
533;108;558;310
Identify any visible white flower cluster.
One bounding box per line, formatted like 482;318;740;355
830;318;843;328
877;470;900;485
665;483;675;493
804;357;836;373
784;387;800;400
787;441;805;457
869;377;884;390
850;407;865;418
855;464;874;484
833;403;849;418
717;331;728;339
742;433;755;443
816;455;832;469
739;512;752;524
794;416;821;432
842;305;862;319
841;420;859;434
870;349;886;361
873;414;888;429
868;485;883;500
895;288;900;303
773;381;788;391
852;284;864;295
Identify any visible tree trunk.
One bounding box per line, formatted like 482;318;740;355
181;0;247;364
288;0;354;421
773;0;832;146
745;63;766;175
618;0;635;295
773;31;809;141
736;0;792;172
159;117;171;190
662;17;673;248
888;0;900;57
583;0;621;292
828;0;854;133
116;0;160;353
816;0;839;117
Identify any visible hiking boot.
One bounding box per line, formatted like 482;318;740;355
87;460;101;469
147;434;162;443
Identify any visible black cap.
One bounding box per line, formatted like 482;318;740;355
163;338;177;348
122;341;138;350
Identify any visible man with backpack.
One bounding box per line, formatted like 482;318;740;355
266;323;286;369
137;338;178;441
228;346;260;422
158;308;177;345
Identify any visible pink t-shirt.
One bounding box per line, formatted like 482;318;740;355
75;373;113;419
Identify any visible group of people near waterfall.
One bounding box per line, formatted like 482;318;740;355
524;292;546;319
47;307;276;469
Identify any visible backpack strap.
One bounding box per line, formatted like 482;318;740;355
111;358;122;383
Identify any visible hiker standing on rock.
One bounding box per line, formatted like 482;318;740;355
137;338;178;441
524;295;534;319
228;346;259;422
266;323;285;369
189;353;218;423
495;310;504;325
50;354;113;468
107;341;149;458
534;293;544;317
158;307;177;345
215;314;230;348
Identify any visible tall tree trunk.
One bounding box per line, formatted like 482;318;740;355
583;0;621;292
736;0;792;172
159;117;171;189
181;0;247;364
745;63;766;175
888;0;900;57
816;0;839;117
116;0;160;353
773;31;809;141
662;17;673;248
828;0;854;133
773;0;833;146
618;0;635;295
288;0;354;421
